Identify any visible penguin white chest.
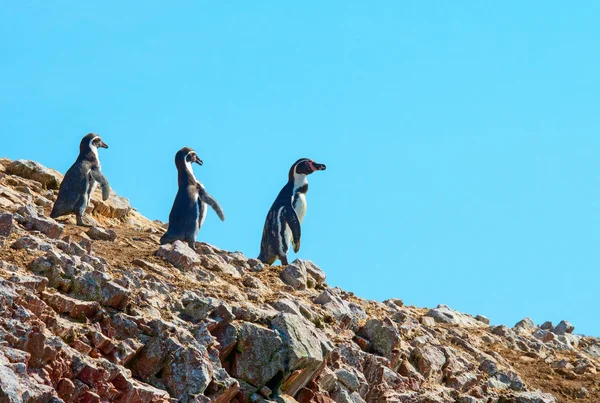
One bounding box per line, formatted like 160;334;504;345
293;193;307;223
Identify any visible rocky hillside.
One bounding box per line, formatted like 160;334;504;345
0;158;599;403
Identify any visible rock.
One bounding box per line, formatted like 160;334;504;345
475;315;490;325
540;321;553;330
271;313;333;396
553;320;575;335
232;322;285;387
532;329;555;343
7;274;48;292
156;240;200;271
384;298;404;308
357;318;401;359
293;259;326;286
87;227;117;242
512;390;557;403
280;261;308;290
420;316;436;327
514;318;536;332
411;346;446;381
161;344;214;399
314;288;367;325
270;299;302;316
7;160;62;189
424;305;482;327
335;368;360;392
92;193;132;220
42;291;100;319
0;213;13;237
11;235;52;251
198;254;241;278
25;215;64;239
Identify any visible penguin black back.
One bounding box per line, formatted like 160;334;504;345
50;133;110;226
258;158;326;265
160;147;225;250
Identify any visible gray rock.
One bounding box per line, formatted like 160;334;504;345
420;316;436;327
540;321;553;330
411;345;446;381
25;215;64;239
384;298;404;308
532;329;555;343
314;288;367;324
280;261;308;290
292;259;326;286
0;213;13;237
357;318;401;359
335;368;360;392
514;318;536;332
553;320;575;335
7;159;62;189
87;227;117;242
425;304;482;327
512;391;557;403
156;240;200;272
475;315;490;325
232;322;285;387
269;299;302;316
270;313;333;396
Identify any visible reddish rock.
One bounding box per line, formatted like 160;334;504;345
57;378;76;401
42;292;100;319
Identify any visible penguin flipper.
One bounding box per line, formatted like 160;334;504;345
91;170;111;201
283;205;301;253
198;186;225;221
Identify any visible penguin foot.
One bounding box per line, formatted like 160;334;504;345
76;215;93;227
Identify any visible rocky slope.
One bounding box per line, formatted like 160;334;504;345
0;158;599;403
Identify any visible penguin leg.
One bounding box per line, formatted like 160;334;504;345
76;195;91;227
279;255;289;266
186;234;196;251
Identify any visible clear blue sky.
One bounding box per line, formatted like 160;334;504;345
2;2;599;335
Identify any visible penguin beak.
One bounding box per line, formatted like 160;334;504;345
99;140;108;149
313;162;326;171
194;155;203;166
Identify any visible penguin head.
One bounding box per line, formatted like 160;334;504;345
289;158;326;182
80;133;108;154
175;147;203;171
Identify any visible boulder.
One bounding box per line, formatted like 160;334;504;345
357;318;401;359
280;261;308;290
87;227;117;242
514;318;536;333
7;160;62;189
156;240;200;272
92;193;132;220
553;320;575;335
424;305;482;327
271;313;333;396
410;346;446;381
292;260;326;286
232;322;285;387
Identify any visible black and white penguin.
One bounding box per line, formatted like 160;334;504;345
160;147;225;249
50;133;110;226
258;158;326;265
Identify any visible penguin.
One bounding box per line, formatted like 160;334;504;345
160;147;225;249
258;158;326;265
50;133;110;226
